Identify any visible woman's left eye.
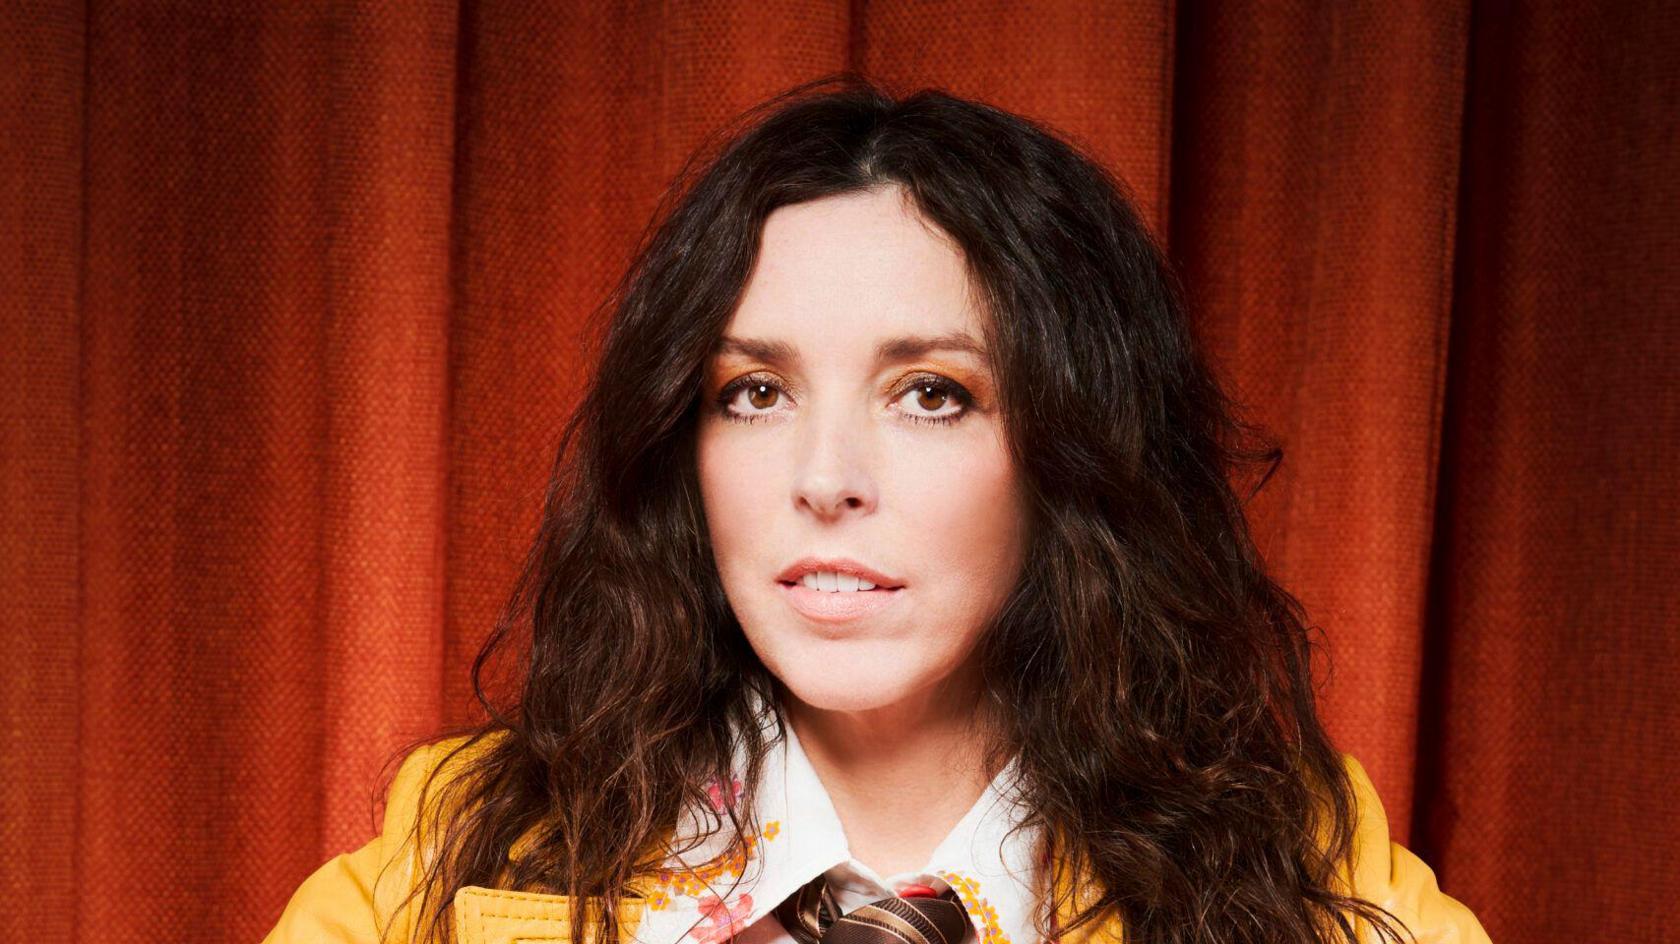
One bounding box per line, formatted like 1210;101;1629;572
713;372;974;426
891;375;974;425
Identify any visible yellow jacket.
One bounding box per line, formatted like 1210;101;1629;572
261;736;1492;944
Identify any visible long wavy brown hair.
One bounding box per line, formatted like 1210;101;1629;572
382;74;1413;944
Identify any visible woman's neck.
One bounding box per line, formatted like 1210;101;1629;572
782;671;999;879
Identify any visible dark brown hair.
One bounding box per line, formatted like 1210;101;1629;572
387;73;1413;944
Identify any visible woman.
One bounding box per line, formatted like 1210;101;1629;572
263;76;1491;944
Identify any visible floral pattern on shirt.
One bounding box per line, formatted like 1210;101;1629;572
649;820;781;904
706;774;745;812
688;892;755;944
644;773;783;932
936;870;1011;944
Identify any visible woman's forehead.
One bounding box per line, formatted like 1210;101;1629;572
726;189;985;357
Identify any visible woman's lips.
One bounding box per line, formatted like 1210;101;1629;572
778;580;904;623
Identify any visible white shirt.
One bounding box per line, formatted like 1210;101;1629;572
628;695;1047;944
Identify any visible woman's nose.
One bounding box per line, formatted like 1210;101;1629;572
790;405;878;519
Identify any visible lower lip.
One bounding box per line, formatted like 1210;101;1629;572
778;580;904;622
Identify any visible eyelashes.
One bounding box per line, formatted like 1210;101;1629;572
712;371;976;427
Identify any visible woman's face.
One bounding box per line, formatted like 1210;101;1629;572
696;185;1028;717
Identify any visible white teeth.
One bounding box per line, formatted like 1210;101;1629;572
798;570;884;593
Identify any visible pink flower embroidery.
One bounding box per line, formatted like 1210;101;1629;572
705;775;744;812
689;892;754;944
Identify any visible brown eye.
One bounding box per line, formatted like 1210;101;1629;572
715;375;789;424
913;383;948;412
893;374;973;426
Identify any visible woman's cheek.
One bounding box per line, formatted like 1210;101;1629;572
892;438;1021;554
699;439;770;568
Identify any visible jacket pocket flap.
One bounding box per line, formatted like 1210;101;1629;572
454;886;571;944
453;886;647;944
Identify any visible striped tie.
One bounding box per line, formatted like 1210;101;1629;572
772;874;970;944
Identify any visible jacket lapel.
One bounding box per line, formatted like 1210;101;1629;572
1049;832;1125;944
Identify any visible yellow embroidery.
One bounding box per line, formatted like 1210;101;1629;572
647;820;784;904
936;870;1012;944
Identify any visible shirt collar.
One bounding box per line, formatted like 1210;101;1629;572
634;691;1046;944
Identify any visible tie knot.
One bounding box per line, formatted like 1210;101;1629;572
774;875;969;944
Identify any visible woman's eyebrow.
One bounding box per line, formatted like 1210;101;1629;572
713;332;988;364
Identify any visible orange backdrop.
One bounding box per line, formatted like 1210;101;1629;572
4;3;1675;942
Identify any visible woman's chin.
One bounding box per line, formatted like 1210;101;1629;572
774;665;925;714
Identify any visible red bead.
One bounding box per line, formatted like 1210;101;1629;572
897;883;940;898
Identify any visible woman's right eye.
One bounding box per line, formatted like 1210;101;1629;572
715;375;786;424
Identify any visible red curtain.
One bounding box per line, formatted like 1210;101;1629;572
4;3;1674;942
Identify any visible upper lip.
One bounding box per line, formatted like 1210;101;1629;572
777;557;904;589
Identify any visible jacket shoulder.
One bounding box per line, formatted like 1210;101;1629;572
1338;752;1494;944
261;732;497;944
